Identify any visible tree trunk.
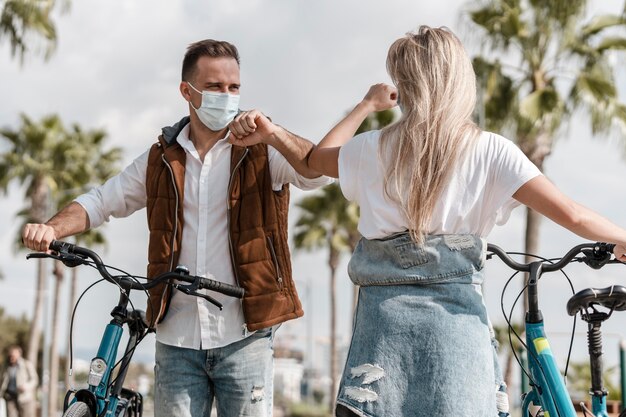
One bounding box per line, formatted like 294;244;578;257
27;177;50;369
328;247;339;413
27;260;46;368
503;347;515;391
519;135;549;315
48;260;64;416
523;207;543;309
64;267;78;389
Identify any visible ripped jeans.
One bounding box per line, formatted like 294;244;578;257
154;327;274;417
336;233;508;417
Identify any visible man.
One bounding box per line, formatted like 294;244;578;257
0;346;38;417
22;39;329;417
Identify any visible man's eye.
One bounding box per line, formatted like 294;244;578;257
230;86;240;92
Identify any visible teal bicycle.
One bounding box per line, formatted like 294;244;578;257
487;242;626;417
27;240;244;417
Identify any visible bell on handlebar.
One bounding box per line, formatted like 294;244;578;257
174;265;190;275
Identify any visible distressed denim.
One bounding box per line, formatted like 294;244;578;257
154;327;274;417
336;233;506;417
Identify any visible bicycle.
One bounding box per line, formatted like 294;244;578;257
27;240;245;417
487;242;626;417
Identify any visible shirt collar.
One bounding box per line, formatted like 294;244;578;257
176;124;230;154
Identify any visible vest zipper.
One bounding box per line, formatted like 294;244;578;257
266;235;284;289
227;148;249;334
161;153;180;271
160;153;180;322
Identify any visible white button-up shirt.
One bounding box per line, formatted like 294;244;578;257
76;124;330;349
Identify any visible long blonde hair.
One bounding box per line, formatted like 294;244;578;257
380;26;480;243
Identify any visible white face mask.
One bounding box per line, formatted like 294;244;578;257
188;82;240;131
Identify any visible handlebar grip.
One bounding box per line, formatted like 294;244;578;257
199;278;245;299
49;240;75;253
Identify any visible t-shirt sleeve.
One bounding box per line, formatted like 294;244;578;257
488;135;542;225
267;146;334;191
338;132;369;202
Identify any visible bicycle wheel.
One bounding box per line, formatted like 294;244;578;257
63;402;93;417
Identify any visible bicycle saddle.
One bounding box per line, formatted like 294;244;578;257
566;285;626;316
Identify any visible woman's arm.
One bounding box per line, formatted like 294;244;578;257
513;175;626;260
307;83;397;178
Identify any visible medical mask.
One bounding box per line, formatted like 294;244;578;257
188;82;240;131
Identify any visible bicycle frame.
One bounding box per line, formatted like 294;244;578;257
66;287;145;416
28;240;244;417
487;243;623;417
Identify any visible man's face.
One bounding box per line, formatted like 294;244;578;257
8;348;20;365
181;56;240;109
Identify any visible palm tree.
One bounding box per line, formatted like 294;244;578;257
1;114;68;370
467;0;626;306
0;0;70;63
0;114;121;414
293;109;395;411
294;183;358;411
51;123;119;403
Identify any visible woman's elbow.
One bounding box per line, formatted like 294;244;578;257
559;202;586;232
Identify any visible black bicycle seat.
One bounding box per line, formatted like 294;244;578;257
567;285;626;316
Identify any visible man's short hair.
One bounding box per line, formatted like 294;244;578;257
182;39;240;81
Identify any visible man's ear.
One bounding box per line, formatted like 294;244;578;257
180;81;192;102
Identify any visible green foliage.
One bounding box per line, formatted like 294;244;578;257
0;113;122;251
0;307;31;366
469;0;626;161
288;402;331;417
566;361;621;401
0;0;71;63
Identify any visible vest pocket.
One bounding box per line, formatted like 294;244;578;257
266;235;284;290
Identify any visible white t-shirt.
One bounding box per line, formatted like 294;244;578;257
338;130;542;239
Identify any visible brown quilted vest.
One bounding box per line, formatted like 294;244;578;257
145;118;303;331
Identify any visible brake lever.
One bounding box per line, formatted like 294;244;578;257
26;251;88;268
172;283;223;310
581;247;613;270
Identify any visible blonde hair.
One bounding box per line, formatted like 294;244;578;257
380;26;480;243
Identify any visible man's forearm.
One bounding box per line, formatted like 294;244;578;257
266;126;323;179
47;201;91;238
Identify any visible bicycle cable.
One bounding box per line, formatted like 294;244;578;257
497;251;578;402
66;260;150;386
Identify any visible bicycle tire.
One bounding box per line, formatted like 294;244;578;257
63;402;93;417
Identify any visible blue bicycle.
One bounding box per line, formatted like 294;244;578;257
27;240;244;417
487;242;626;417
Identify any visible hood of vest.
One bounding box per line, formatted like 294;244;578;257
161;116;191;146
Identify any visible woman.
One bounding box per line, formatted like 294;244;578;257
307;26;626;417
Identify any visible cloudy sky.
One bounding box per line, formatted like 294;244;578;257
1;0;626;384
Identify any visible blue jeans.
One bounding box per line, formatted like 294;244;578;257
336;233;504;416
154;327;275;417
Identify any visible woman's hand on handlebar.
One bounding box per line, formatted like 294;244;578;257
22;223;57;252
615;244;626;262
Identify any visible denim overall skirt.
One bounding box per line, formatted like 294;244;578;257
335;233;502;417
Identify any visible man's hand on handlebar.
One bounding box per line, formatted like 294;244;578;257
615;244;626;262
22;223;57;252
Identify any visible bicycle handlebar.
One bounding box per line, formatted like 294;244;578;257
487;242;617;273
27;240;244;299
